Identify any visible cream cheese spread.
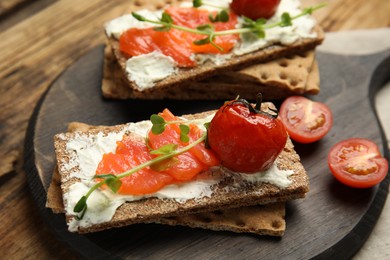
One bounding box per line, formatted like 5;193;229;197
125;51;178;90
104;0;318;88
61;113;294;231
105;9;163;39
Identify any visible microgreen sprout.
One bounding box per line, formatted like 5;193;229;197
131;2;326;50
192;0;230;23
192;0;228;10
73;115;210;220
150;114;207;142
192;0;229;23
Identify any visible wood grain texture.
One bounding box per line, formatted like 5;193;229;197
0;0;390;259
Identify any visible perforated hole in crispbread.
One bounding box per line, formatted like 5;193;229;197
134;0;143;6
272;220;283;229
279;72;287;80
290;79;298;86
278;60;289;67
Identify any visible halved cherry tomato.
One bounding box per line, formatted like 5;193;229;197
208;98;287;173
279;96;333;144
230;0;281;20
328;138;388;188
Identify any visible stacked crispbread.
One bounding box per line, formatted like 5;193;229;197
48;0;320;236
48;105;309;236
101;0;324;100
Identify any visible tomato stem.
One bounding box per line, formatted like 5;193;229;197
228;93;278;119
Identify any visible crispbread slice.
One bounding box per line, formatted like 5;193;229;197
47;122;286;236
102;45;320;100
104;0;324;98
54;105;308;233
47;167;286;236
156;203;286;236
107;27;323;94
224;51;317;94
304;59;320;94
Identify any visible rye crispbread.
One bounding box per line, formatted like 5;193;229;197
103;0;324;98
47;167;286;236
102;45;320;100
47;121;286;236
53;104;308;234
107;28;323;94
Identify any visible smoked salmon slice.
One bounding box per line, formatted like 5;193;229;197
96;109;220;195
96;136;174;195
119;7;239;67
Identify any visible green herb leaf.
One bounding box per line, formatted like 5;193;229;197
208;13;217;23
193;0;202;8
154;13;173;32
208;10;230;23
219;10;229;22
280;12;292;27
151;114;166;134
252;28;265;38
150;143;178;155
194;37;211;45
132;12;147;22
74;196;87;213
255;18;267;26
160;12;174;24
151;114;165;124
105;176;122;193
93;173;117;179
179;124;190;143
196;23;213;32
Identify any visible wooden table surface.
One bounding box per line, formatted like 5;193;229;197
1;0;389;259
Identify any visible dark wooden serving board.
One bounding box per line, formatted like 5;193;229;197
24;45;390;259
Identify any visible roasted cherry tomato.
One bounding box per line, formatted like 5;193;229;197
328;138;388;188
208;96;287;173
279;96;333;144
230;0;281;20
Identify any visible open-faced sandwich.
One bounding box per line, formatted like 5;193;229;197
47;96;309;236
102;0;324;100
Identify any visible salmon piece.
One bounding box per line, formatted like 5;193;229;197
120;28;195;67
96;136;174;195
165;7;239;54
96;109;219;195
119;7;239;67
148;109;220;180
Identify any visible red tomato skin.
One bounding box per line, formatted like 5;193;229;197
328;138;389;188
279;96;333;144
208;101;287;173
230;0;281;20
